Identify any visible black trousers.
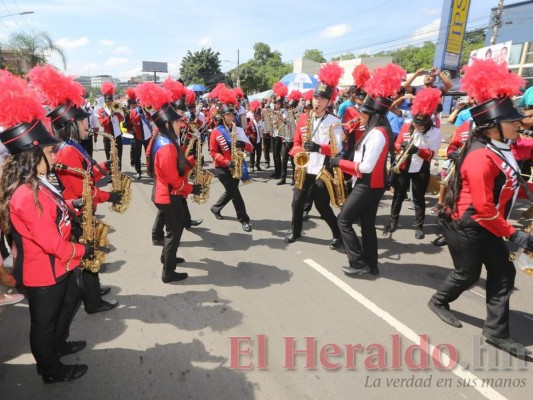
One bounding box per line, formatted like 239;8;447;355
431;220;516;338
132;138;151;174
152;198;191;239
26;271;81;375
250;141;262;169
212;167;250;223
272;137;283;177
281;141;295;180
263;136;271;165
390;162;430;228
103;134;123;170
80;269;103;312
156;195;185;271
338;184;385;269
290;173;340;239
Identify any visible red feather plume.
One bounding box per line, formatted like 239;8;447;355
273;81;288;98
185;89;196;105
0;70;45;127
210;83;227;99
364;63;405;98
318;62;344;88
288;90;303;102
249;100;261;112
162;78;186;101
27;64;85;108
233;87;245;98
218;86;237;106
303;90;314;101
352;64;371;89
126;87;136;100
460;59;525;103
411;87;442;115
135;82;172;110
101;81;115;96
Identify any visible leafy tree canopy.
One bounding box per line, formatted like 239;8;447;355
179;47;224;89
303;49;326;63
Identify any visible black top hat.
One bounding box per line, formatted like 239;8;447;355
360;95;393;115
151;103;181;129
127;98;137;105
412;114;432;126
348;85;357;94
219;104;235;115
175;97;187;112
46;100;91;131
104;94;114;102
253;107;262;116
0;120;60;155
315;82;334;100
470;97;524;126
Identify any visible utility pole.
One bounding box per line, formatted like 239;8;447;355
490;0;505;45
236;49;241;87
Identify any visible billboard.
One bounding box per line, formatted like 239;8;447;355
442;0;471;70
468;41;512;65
142;61;168;73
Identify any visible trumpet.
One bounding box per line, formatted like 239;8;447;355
144;105;154;114
391;133;417;174
111;101;124;116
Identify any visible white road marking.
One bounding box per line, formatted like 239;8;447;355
304;258;508;400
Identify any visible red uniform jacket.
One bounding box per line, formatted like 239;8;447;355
447;120;471;156
10;183;85;286
129;107;153;141
54;143;111;206
97;107;124;136
151;134;193;204
289;113;334;158
209;126;253;168
245;120;258;142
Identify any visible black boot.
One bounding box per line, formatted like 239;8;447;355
162;267;188;283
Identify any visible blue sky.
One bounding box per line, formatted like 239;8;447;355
0;0;520;81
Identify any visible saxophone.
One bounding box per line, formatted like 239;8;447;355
440;144;465;186
187;122;213;204
317;122;347;208
230;122;245;180
99;131;132;213
509;222;533;276
54;163;110;273
293;110;314;190
391;133;417;174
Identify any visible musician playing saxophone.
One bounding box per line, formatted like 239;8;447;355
209;88;253;232
285;63;344;249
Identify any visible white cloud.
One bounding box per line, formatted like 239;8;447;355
410;18;441;43
115;46;130;54
56;36;90;49
197;37;212;47
100;39;114;46
117;67;142;80
319;24;351;39
104;57;129;67
422;7;441;16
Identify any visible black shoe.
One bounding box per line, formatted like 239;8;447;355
329;238;342;250
384;222;397;234
58;341;87;357
152;239;164;247
342;265;379;278
433;236;447;247
162;271;188;283
290;180;295;186
277;179;286;185
100;286;111;296
87;299;118;314
42;364;88;384
427;300;462;328
302;212;310;221
136;172;142;180
189;219;203;227
284;233;300;244
482;333;532;357
160;256;186;265
210;207;223;220
415;228;425;239
242;222;252;232
269;173;277;178
256;166;262;171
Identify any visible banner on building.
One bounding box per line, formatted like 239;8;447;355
468;41;513;65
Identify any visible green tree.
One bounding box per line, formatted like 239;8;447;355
303;49;326;63
179;47;225;89
460;28;487;67
331;52;356;62
9;31;67;71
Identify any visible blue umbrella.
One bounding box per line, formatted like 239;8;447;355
279;73;318;91
188;84;207;92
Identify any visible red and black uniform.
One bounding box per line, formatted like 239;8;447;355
97;106;124;169
10;180;85;376
209;123;252;223
337;126;390;270
440;120;471;179
245;118;263;170
129;106;153;175
431;139;519;338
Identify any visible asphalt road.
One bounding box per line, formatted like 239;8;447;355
1;143;532;400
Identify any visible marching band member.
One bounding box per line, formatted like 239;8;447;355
428;59;531;357
278;90;302;185
285;63;344;248
138;82;201;283
384;87;442;239
233;87;247;128
271;82;288;180
27;65;119;314
209;87;253;232
127;87;153;180
0;70;88;383
262;97;273;169
246;100;264;172
332;64;404;278
97;82;124;169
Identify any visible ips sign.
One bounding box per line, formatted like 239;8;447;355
443;0;471;70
